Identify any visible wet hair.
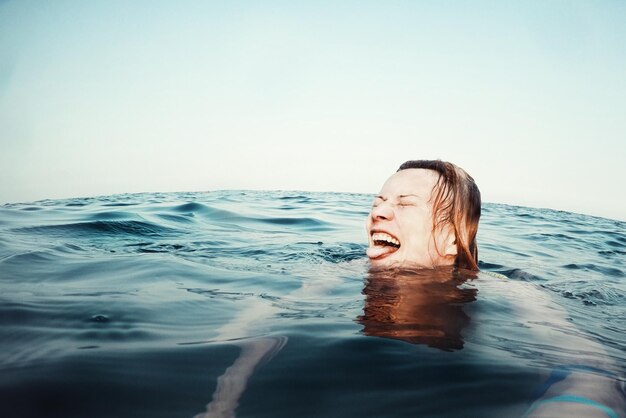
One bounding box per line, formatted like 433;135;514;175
397;160;481;270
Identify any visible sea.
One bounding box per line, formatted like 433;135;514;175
0;190;624;418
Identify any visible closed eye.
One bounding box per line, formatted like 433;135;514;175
398;194;420;205
397;198;418;206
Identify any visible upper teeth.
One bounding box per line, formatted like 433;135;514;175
372;232;399;246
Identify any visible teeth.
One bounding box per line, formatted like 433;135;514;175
371;232;400;246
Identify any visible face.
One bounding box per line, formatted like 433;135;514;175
365;169;457;268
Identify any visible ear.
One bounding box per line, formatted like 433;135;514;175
442;227;457;257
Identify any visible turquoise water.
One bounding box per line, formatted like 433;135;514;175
0;191;624;417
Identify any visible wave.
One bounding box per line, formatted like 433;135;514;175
562;263;624;278
13;220;180;238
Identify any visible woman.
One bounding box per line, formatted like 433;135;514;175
364;160;624;418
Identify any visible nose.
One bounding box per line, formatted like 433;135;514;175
370;201;394;221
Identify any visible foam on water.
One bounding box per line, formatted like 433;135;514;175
0;191;624;418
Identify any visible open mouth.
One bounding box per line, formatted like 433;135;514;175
367;231;401;260
372;232;400;248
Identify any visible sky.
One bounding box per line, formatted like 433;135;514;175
1;0;625;221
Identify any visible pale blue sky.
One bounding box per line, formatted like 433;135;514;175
1;0;625;220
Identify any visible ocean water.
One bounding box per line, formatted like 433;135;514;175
0;190;624;418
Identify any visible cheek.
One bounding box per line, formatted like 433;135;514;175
400;212;430;235
400;217;435;250
403;233;429;253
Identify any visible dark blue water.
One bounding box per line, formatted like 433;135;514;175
1;191;624;417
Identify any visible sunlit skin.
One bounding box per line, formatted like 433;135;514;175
359;267;477;350
365;169;457;268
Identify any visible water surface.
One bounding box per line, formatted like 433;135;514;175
1;191;624;417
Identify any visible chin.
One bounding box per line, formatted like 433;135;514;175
367;254;403;268
367;255;440;270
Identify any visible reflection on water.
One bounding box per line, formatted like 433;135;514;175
195;337;288;418
196;267;480;418
358;267;477;351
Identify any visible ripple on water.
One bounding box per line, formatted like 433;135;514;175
315;243;366;263
101;202;139;207
562;263;625;278
154;213;196;224
13;220;181;239
496;268;545;282
171;203;241;221
598;249;626;258
606;239;626;249
19;206;46;211
278;195;312;201
258;216;333;231
0;250;62;279
170;202;210;213
87;211;138;221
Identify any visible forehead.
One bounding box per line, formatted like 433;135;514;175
379;168;440;198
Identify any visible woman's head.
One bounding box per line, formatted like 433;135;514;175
365;160;481;270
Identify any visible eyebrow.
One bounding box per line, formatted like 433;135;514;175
374;194;420;201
